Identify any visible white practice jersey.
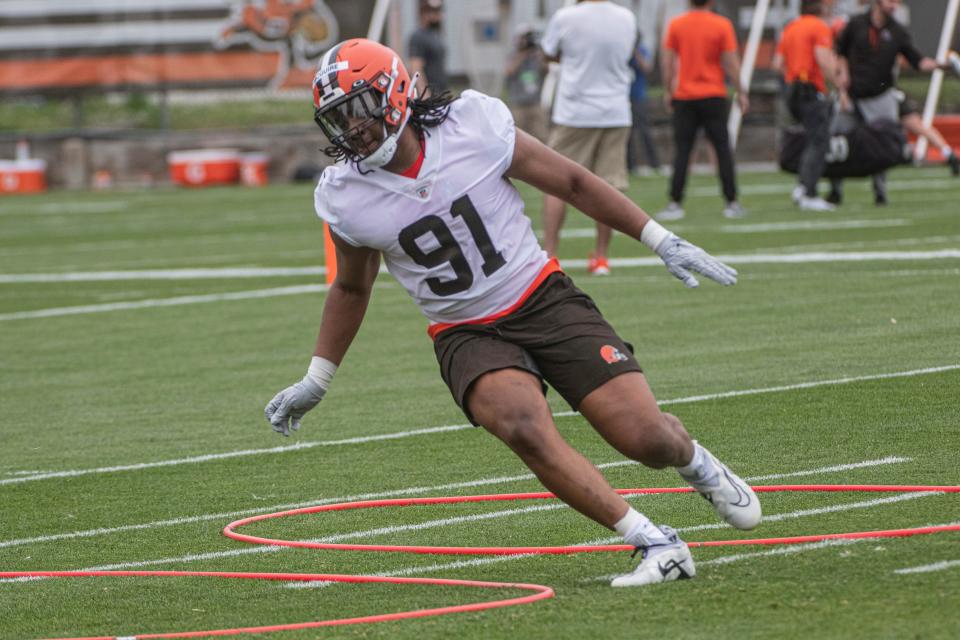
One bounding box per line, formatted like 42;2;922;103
314;90;549;329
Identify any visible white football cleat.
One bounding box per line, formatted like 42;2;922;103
799;196;836;212
656;202;685;221
722;201;747;219
681;447;762;530
791;185;804;205
611;526;696;587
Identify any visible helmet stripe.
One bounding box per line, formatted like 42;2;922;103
315;43;344;95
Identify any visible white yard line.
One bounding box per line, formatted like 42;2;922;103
73;484;947;576
0;284;329;321
719;219;910;233
3;248;960;290
2;365;955;488
0;457;910;550
290;492;943;588
894;559;960;575
688;177;960;197
0;457;912;555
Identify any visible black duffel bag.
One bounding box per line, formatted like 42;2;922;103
780;118;911;178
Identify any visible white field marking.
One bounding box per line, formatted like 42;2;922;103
538;218;913;239
3;247;960;289
0;267;326;283
0;457;910;551
73;484;940;579
720;219;910;234
3;363;954;487
0;201;131;216
894;559;960;575
289;491;942;588
0;461;638;549
688;177;960;197
0;284;328;322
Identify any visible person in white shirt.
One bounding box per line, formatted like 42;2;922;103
539;0;639;275
266;38;760;587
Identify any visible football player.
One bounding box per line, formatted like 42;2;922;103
266;38;761;586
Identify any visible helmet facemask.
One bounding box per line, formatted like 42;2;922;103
314;61;419;170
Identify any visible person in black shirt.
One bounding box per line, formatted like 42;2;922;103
832;0;948;204
408;0;447;95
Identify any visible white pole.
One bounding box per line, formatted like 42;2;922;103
367;0;393;42
915;0;960;162
728;0;771;148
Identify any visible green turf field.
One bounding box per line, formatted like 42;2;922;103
1;167;958;639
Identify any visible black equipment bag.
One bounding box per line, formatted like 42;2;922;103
779;119;911;178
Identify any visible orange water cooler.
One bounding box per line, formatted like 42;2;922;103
167;149;241;187
0;159;47;194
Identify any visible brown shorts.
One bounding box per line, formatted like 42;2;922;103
433;272;642;424
547;125;630;191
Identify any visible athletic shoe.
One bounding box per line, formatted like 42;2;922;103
610;526;696;587
656;202;685;221
587;254;610;276
679;447;762;530
825;189;843;205
791;185;804;205
874;192;888;207
946;152;960;177
799;196;836;212
722;201;747;219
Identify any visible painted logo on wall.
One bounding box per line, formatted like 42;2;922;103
217;0;340;89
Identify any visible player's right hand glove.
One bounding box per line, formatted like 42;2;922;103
264;376;326;437
653;232;738;288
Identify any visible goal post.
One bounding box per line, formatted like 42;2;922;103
914;0;960;162
728;0;771;148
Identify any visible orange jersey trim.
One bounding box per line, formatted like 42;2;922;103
427;257;562;340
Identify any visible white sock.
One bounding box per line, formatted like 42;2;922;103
941;145;954;158
614;508;670;547
677;440;710;479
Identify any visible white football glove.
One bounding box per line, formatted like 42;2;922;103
654;232;738;288
264;376;326;436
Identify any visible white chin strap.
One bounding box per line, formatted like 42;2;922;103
359;72;420;170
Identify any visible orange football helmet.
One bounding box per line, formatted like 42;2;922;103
313;38;418;167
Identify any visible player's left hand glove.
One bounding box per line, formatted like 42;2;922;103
653;232;738;288
264;376;326;436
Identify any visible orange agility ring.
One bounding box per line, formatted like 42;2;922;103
223;485;960;554
4;485;958;638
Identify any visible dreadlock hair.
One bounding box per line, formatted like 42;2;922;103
320;88;457;173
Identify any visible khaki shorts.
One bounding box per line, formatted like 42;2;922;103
433;272;642;424
548;125;630;191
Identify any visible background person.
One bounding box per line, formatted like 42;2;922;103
832;0;950;205
627;35;662;176
539;0;638;276
268;38;760;588
505;24;549;143
408;0;447;96
898;94;960;176
658;0;749;222
773;0;838;211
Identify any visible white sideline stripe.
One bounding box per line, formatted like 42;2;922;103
3;363;955;487
0;457;909;551
72;486;942;577
0;268;327;283
0;461;637;550
720;219;910;233
288;491;941;588
0;284;329;321
688;177;960;197
4;248;959;287
894;559;960;574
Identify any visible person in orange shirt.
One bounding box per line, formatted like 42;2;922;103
658;0;749;221
773;0;838;211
